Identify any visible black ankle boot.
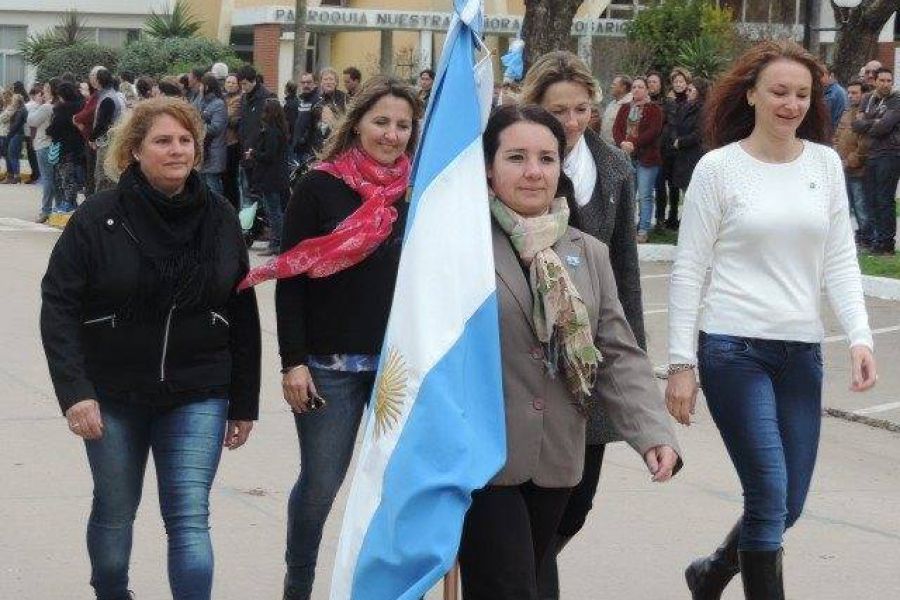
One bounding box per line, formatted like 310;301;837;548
685;519;741;599
739;549;784;600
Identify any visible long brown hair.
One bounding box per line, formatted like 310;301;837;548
319;76;422;163
519;51;599;106
704;40;829;150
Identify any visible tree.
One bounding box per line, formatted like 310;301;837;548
831;0;900;85
144;1;202;40
293;0;308;81
19;9;88;67
36;43;120;83
627;0;741;79
521;0;584;72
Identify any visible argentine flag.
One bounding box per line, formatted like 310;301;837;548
329;1;505;598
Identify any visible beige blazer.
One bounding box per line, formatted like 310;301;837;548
491;223;682;488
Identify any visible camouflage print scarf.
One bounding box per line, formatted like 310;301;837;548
490;196;603;405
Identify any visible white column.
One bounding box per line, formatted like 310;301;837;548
419;30;433;71
316;33;332;70
380;29;394;74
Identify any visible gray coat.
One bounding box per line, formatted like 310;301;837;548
199;94;228;174
491;223;681;488
569;130;646;445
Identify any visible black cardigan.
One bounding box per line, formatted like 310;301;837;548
275;169;407;369
40;180;262;420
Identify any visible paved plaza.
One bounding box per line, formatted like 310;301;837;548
2;184;900;599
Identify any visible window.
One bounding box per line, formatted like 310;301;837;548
95;28;141;48
0;26;26;87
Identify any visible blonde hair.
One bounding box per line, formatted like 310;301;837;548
105;96;204;178
669;67;693;84
520;51;599;106
319;76;422;163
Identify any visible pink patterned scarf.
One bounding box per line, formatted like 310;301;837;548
238;146;410;290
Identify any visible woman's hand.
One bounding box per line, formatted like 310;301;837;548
643;445;679;482
665;369;698;426
64;399;104;440
620;140;635;155
224;420;253;450
850;345;877;392
282;365;319;413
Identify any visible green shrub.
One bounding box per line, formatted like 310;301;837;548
118;37;242;78
36;43;120;82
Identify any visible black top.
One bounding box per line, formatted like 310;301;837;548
40;168;261;419
90;97;116;142
275;169;407;369
8;106;27;137
251;125;289;194
238;82;275;154
47;99;85;159
283;93;299;141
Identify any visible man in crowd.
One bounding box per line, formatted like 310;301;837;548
823;63;848;133
342;66;362;99
863;59;882;86
293;71;321;167
418;68;435;106
601;74;632;145
283;80;299;158
186;66;205;109
853;67;900;255
236;64;275;203
834;79;870;245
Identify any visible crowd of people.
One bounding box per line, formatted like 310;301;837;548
36;39;884;600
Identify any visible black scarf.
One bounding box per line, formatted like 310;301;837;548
118;164;221;319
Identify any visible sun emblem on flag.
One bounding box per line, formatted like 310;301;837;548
374;347;408;438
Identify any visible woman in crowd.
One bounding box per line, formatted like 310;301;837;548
74;67;102;195
198;73;228;198
659;67;692;229
667;41;877;599
90;67;126;193
46;82;84;213
0;89;12;174
613;76;663;243
40;96;261;600
135;76;156;102
249;97;290;256
223;74;243;210
459;103;681;600
27;80;57;221
237;76;420;600
310;67;348;151
158;77;185;98
670;77;709;198
519;51;646;599
3;93;27;184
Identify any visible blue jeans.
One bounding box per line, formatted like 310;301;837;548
846;175;868;241
635;162;660;234
864;154;900;250
84;397;228;600
35;146;57;215
698;332;823;552
202;172;224;197
263;191;284;251
284;368;374;599
7;133;23;175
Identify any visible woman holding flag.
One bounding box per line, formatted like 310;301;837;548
458;104;682;599
237;76;421;600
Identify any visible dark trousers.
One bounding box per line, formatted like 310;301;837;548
864;154;900;251
655;157;680;226
459;482;572;600
25;136;39;180
223;144;242;212
698;332;823;551
537;444;606;599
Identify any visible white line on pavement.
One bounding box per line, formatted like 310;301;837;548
824;325;900;344
643;309;668;315
640;274;671;280
0;218;56;233
852;402;900;416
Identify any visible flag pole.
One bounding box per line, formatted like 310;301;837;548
442;561;460;600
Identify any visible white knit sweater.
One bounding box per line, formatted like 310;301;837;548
668;141;873;365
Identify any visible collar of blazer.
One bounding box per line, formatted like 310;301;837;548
491;219;585;332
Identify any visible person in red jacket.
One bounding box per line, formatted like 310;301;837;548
613;76;663;242
73;68;102;195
